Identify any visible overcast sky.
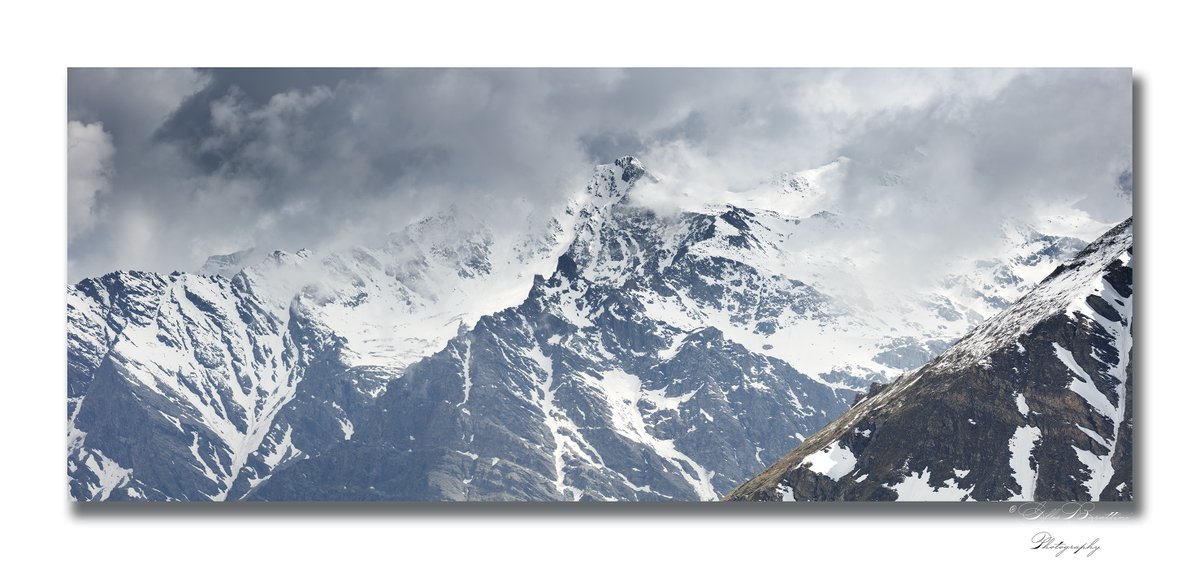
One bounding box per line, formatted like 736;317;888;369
67;68;1131;283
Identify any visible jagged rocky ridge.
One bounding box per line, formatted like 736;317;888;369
67;211;568;501
67;156;1093;501
725;218;1133;502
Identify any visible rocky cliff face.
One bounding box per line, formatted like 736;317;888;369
725;218;1133;502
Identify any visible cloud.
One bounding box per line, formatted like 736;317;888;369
67;121;115;237
197;85;335;180
65;69;1131;284
69;68;209;144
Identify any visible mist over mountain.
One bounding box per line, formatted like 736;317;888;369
68;69;1131;291
67;156;1124;501
66;68;1131;502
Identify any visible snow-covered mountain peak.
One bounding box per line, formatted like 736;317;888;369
264;248;312;266
582;156;652;204
200;248;258;278
712;158;845;219
200;247;313;280
614;155;647;183
543;156;1099;389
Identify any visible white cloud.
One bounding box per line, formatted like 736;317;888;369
67;121;114;237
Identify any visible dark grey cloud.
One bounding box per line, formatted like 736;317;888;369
155;68;372;175
66;68;1131;283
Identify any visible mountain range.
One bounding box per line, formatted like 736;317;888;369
67;156;1120;501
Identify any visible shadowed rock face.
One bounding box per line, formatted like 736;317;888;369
726;218;1133;503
